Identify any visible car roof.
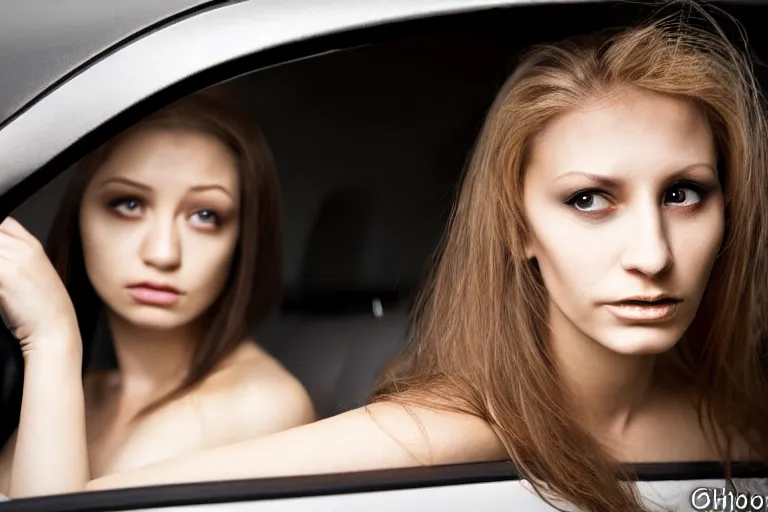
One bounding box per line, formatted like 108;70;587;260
0;0;220;127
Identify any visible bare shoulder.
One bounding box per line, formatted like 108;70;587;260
727;429;762;462
649;378;761;463
194;341;315;447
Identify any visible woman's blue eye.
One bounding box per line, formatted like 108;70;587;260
192;210;219;224
110;198;143;216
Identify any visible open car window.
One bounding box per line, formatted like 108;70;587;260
2;1;768;511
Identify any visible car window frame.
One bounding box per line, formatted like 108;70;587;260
0;0;227;129
3;461;768;512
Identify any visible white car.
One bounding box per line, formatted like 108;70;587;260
0;0;766;510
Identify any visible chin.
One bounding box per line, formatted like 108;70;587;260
116;307;197;331
595;326;684;356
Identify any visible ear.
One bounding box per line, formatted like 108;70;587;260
525;245;535;260
524;235;537;260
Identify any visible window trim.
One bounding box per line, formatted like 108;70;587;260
3;461;766;512
0;0;229;132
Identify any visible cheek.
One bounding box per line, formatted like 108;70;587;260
79;209;138;280
183;228;239;296
526;209;618;306
668;207;724;291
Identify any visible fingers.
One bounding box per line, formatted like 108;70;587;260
0;217;43;257
0;216;35;243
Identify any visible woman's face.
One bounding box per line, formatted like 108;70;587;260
523;89;724;355
79;126;241;330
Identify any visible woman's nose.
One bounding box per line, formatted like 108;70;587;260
619;204;673;277
140;215;181;270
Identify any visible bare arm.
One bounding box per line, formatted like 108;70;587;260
0;218;89;498
0;432;17;496
0;344;88;499
10;338;88;497
87;401;505;491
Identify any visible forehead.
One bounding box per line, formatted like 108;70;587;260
93;126;240;191
527;90;716;181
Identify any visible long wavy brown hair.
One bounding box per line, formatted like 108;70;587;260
372;4;768;511
45;90;284;419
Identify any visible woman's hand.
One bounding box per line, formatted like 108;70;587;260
0;216;79;356
0;216;89;497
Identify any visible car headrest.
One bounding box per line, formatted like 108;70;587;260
300;186;375;295
283;186;409;316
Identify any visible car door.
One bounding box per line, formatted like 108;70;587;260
1;1;767;511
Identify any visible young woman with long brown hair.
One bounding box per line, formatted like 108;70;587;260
0;92;314;498
5;3;768;511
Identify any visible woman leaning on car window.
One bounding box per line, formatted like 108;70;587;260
0;92;314;498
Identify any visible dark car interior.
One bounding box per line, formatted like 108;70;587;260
2;0;768;469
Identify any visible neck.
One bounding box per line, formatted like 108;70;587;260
547;304;657;440
107;313;203;398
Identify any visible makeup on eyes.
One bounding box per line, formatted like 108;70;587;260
189;208;224;227
186;194;235;227
562;189;617;218
103;193;233;228
559;177;717;217
107;196;144;217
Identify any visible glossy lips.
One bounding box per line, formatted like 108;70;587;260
126;282;182;306
603;295;682;322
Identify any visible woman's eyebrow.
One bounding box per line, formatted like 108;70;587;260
554;163;717;185
670;162;719;178
554;171;620;188
98;176;151;190
187;184;235;200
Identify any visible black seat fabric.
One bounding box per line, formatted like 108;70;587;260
256;187;412;418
